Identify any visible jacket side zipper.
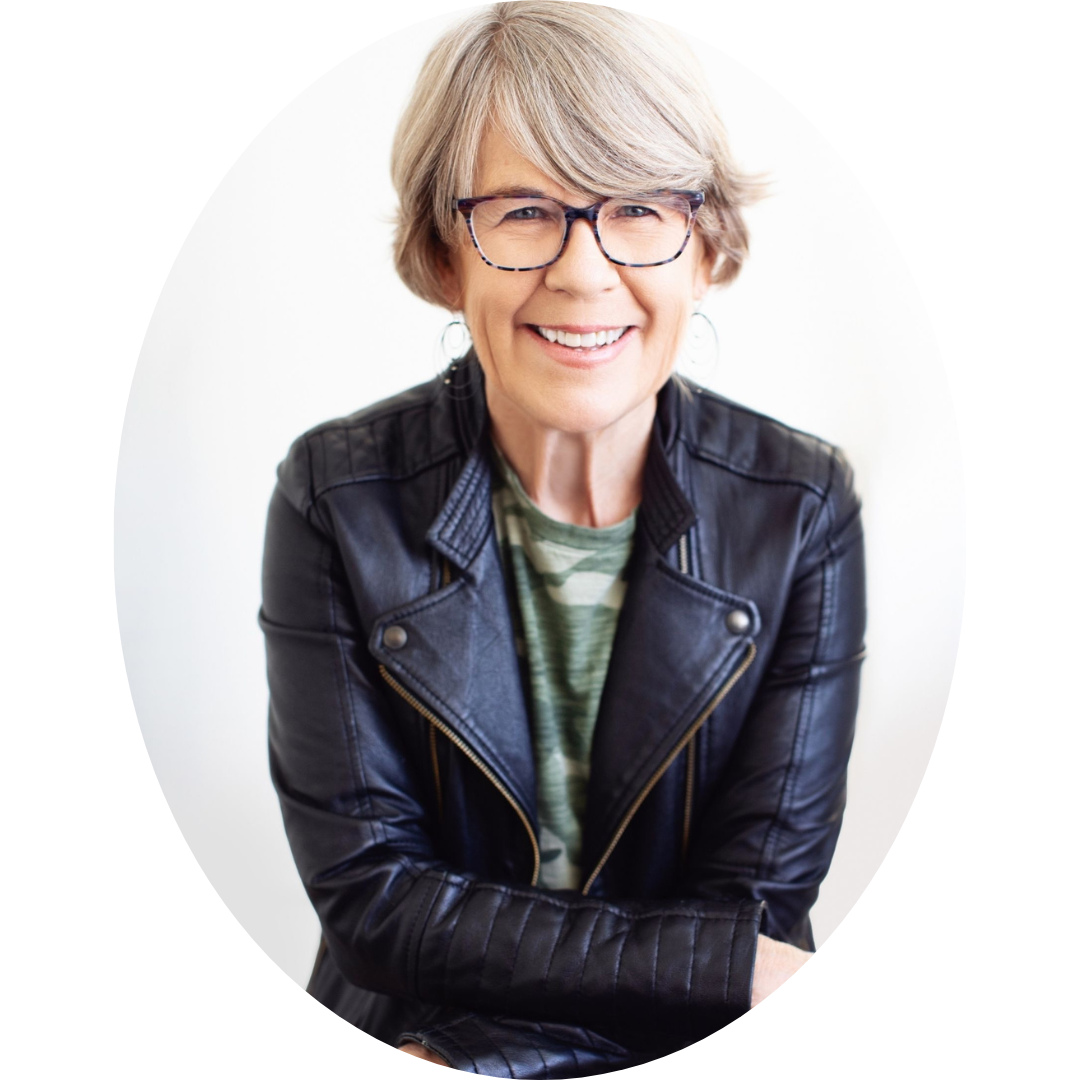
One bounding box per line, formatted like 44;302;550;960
581;641;757;896
379;664;541;887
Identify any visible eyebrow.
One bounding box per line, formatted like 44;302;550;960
482;186;551;198
475;187;672;202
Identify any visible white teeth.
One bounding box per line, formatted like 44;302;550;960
537;326;628;348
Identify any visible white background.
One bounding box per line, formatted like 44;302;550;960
112;2;964;988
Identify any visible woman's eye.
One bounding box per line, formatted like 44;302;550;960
505;206;546;221
616;204;659;218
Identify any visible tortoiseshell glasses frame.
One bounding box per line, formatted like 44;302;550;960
453;190;705;271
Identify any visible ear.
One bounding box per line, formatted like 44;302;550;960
692;242;715;303
436;245;465;310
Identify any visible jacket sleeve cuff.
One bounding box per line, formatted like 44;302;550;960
400;1014;635;1078
723;899;765;1015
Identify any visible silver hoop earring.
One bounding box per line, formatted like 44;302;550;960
682;309;719;377
440;319;472;366
436;319;479;398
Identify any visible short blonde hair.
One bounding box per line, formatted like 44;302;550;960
391;2;761;309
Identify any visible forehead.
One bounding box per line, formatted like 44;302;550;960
474;127;590;205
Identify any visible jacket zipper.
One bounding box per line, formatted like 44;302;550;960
379;664;541;887
581;641;757;896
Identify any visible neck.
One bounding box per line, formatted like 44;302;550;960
487;390;655;528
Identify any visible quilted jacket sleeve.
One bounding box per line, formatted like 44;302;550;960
678;446;867;948
261;473;763;1066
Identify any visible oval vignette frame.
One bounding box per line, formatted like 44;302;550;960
114;0;964;1064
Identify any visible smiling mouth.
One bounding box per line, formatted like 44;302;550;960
529;325;630;349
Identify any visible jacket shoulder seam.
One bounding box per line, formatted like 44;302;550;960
289;379;461;504
679;389;837;498
682;438;830;500
309;445;462;505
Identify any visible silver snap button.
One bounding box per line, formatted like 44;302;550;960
725;609;751;635
383;625;408;650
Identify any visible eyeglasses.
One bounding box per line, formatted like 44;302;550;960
454;190;705;271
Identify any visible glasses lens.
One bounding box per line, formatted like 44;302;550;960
597;195;693;266
468;197;566;270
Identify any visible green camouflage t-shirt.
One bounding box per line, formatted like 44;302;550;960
491;449;636;890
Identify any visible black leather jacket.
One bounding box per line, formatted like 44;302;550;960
260;362;866;1076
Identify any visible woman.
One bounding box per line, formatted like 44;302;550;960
260;3;865;1075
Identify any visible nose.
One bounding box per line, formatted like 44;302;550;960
543;218;621;297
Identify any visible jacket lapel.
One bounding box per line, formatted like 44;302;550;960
581;404;760;877
369;433;538;831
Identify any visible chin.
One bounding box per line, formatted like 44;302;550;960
526;389;642;437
